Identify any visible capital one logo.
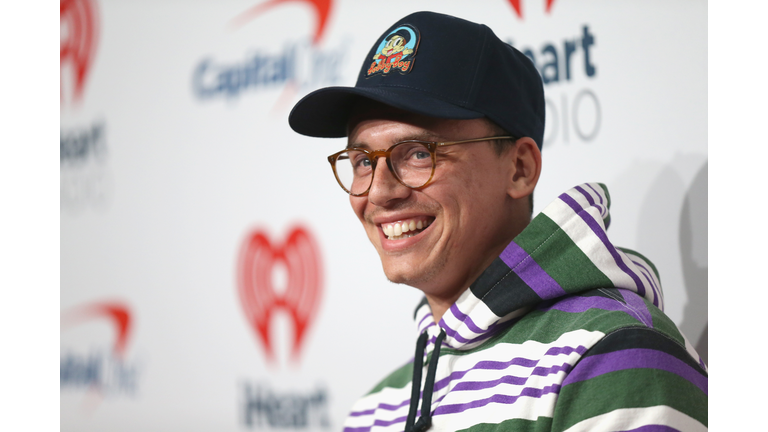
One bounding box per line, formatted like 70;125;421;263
193;0;342;104
231;0;332;44
60;301;139;397
61;301;132;357
60;0;99;105
237;226;323;363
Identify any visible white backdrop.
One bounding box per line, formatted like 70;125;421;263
60;1;707;431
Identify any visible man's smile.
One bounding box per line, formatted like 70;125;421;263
379;217;434;240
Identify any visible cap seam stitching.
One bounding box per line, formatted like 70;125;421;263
465;26;490;106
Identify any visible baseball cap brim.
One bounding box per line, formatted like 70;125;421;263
288;86;485;138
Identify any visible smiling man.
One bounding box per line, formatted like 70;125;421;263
344;105;538;324
289;11;707;432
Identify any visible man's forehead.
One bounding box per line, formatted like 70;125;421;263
346;100;490;147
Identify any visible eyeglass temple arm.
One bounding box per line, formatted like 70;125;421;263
435;136;515;147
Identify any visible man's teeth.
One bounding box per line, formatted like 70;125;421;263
382;219;432;240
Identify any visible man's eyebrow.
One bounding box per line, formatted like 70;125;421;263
346;141;368;150
346;132;442;149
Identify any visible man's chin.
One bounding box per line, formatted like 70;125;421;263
381;260;444;291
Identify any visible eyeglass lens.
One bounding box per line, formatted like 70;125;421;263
334;142;434;195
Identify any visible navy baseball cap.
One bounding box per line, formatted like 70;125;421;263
288;11;545;149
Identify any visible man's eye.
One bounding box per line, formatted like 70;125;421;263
353;155;371;168
404;149;430;160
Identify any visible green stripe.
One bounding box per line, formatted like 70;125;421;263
491;303;646;346
369;295;683;395
458;416;553;432
552;369;708;431
367;361;413;394
436;307;649;357
516;215;614;294
646;299;687;347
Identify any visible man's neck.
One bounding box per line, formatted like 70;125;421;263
425;290;466;324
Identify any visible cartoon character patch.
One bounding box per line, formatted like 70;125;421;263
366;25;419;77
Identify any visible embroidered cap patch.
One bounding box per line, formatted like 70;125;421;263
366;24;420;77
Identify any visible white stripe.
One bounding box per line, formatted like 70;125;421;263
578;182;608;219
557;187;661;306
430;330;603;401
562;187;606;226
432;392;560;431
415;302;435;334
428;331;604;430
440;289;529;350
441;289;499;341
345;330;606;429
562;406;707;432
624;250;664;311
447;309;527;351
344;385;412;428
542;196;641;294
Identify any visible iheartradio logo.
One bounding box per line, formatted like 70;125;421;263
60;0;99;105
237;225;323;363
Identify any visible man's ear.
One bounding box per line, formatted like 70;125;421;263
506;137;542;200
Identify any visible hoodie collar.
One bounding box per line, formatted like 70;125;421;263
415;183;664;351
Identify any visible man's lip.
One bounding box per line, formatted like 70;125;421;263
377;216;435;250
370;214;434;226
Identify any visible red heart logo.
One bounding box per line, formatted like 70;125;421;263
237;225;323;363
61;0;99;104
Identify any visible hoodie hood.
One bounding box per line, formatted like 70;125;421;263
415;182;664;351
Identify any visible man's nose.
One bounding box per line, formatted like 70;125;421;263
367;156;411;206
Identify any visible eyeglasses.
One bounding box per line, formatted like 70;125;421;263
327;136;515;196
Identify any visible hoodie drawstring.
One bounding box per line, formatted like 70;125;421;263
405;328;447;432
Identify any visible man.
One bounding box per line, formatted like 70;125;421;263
289;11;707;432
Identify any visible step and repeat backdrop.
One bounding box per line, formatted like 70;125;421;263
60;0;707;431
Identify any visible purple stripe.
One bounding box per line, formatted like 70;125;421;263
448;361;574;392
444;303;491;334
584;183;607;217
348;399;410;417
562;348;708;395
348;345;588;424
426;334;455;350
622;426;681;432
540;293;652;326
585;183;604;206
441;328;498;347
432;345;586;393
434;383;562;415
631;259;661;308
574;185;596;207
545;344;588;356
425;331;495;353
417;310;433;329
575;185;609;227
499;241;566;299
618;289;653;328
438;312;510;347
343;414;408;432
560;192;647;297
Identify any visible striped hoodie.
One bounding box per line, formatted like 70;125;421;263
343;183;708;432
